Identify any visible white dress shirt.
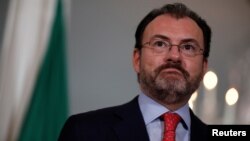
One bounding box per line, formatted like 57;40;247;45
138;93;191;141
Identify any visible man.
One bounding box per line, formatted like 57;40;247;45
58;3;211;141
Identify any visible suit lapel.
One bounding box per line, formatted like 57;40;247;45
113;97;150;141
190;109;208;141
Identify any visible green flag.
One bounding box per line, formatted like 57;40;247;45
18;0;68;140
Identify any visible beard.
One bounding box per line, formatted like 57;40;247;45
139;62;203;105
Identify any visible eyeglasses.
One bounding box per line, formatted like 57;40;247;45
142;38;204;57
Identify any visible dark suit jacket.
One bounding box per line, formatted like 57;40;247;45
58;96;208;141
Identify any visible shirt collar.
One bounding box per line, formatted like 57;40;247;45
138;93;191;129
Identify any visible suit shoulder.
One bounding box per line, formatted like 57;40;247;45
59;104;126;140
67;97;138;125
68;96;139;123
69;105;121;122
58;97;143;141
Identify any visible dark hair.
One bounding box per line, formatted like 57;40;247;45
134;3;212;58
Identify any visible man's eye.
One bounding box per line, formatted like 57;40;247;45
182;44;196;50
152;41;167;48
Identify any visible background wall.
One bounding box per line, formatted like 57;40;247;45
0;0;9;53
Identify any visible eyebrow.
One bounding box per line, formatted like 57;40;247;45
151;34;201;46
151;34;170;41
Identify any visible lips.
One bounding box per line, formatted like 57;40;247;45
161;68;182;74
154;63;190;80
160;68;183;77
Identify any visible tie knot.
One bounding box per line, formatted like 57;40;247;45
163;112;181;131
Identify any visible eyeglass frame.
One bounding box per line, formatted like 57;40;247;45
141;35;205;57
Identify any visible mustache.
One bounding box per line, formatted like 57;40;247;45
154;63;190;79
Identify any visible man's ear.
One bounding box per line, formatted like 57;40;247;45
202;58;208;77
132;49;140;73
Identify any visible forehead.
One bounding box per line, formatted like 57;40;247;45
143;14;204;45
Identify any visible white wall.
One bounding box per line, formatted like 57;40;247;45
0;0;9;52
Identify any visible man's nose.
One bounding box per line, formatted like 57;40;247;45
166;45;181;61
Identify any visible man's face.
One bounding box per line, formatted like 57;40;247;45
133;14;207;108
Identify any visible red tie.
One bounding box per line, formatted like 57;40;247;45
162;112;181;141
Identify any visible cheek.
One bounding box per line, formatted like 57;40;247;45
185;60;205;77
140;53;163;73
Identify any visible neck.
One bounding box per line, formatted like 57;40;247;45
140;86;190;111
